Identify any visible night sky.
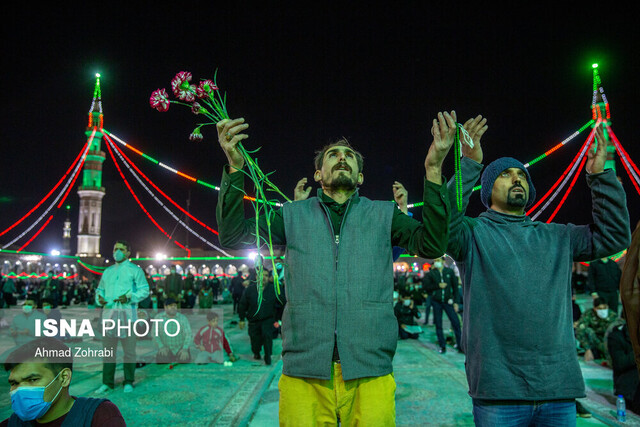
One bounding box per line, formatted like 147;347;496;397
1;4;638;258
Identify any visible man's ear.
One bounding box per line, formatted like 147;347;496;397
314;170;322;183
60;368;72;388
357;173;364;186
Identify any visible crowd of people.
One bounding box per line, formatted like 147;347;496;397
0;243;285;425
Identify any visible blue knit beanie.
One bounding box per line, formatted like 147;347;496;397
480;157;536;209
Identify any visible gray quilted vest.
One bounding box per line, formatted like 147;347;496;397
281;192;396;380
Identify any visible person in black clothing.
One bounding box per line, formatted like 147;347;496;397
587;258;622;314
394;298;422;339
230;273;246;314
238;269;284;365
607;318;640;414
422;257;462;353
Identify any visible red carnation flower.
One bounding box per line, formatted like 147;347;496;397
196;79;218;98
149;89;170;112
171;71;196;102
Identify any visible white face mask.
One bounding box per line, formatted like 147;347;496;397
22;305;33;314
403;299;411;307
596;308;609;319
433;261;443;269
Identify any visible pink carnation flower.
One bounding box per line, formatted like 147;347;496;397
171;71;196;102
191;102;203;114
196;79;218;98
149;89;170;112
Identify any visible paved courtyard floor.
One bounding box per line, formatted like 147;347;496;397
0;295;637;426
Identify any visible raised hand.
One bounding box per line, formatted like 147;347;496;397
294;178;312;201
462;115;488;163
586;123;607;174
425;111;458;184
216;118;249;172
392;181;408;214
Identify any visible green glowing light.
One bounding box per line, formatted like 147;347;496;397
96;73;101;78
592;63;598;69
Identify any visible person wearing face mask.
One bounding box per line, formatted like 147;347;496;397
10;299;46;347
94;240;149;395
198;283;214;309
2;337;125;426
422;257;462;354
39;299;62;339
576;297;619;362
393;297;422;340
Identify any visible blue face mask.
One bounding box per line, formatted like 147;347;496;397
113;249;126;263
10;370;64;421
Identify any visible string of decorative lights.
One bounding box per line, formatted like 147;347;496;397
607;129;640;196
17;215;55;252
528;124;597;220
104;134;194;257
2;131;93;249
0;138;90;238
106;137;231;256
103;129;282;207
104;133;220;236
607;126;640;183
544;143;590;223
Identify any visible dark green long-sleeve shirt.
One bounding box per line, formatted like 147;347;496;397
216;168;450;258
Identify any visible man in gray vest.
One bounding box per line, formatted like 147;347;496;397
216;112;457;425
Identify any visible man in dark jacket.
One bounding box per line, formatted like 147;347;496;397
238;269;284;365
607;319;640;414
229;274;246;314
587;257;622;314
163;266;183;308
447;118;630;426
423;257;462;353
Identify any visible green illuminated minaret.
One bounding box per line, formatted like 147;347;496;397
590;64;615;172
76;74;106;257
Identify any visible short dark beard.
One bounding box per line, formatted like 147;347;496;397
326;173;357;192
506;185;527;208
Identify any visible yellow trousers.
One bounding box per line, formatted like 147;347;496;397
278;362;396;426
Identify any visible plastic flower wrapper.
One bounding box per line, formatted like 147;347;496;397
150;70;287;308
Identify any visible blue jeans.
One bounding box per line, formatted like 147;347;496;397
432;300;461;349
472;399;576;427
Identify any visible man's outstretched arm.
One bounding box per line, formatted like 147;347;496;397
391;111;456;258
215;118;285;249
572;123;631;260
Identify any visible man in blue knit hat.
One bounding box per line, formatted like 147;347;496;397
447;116;630;426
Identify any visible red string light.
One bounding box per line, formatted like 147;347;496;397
17;215;54;252
104;136;190;256
0;138;90;238
105;134;219;235
607;126;640;177
526;134;591;215
545;150;588;223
